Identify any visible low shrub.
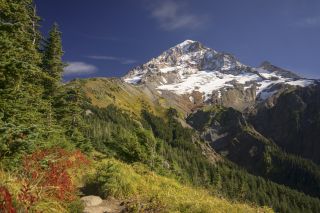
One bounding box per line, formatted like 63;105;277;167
0;148;90;212
0;186;16;213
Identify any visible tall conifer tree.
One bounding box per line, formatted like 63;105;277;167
0;0;44;91
0;0;49;124
0;0;52;159
42;23;65;84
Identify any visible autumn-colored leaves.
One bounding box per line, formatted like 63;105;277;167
1;148;89;212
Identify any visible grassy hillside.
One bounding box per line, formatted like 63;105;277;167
85;158;273;213
72;78;168;118
0;153;272;213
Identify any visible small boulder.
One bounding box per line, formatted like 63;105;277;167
81;195;103;207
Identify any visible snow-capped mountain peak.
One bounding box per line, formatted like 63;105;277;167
124;40;315;105
258;61;301;79
176;39;199;49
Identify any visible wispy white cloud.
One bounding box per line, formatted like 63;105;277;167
87;55;137;64
88;56;118;60
64;62;97;75
146;0;207;31
121;59;138;65
294;16;320;27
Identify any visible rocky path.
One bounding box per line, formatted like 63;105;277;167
81;195;126;213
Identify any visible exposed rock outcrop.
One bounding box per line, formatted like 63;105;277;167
81;196;126;213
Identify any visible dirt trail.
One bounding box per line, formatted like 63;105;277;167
81;196;126;213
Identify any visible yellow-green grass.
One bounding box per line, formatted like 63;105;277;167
89;159;273;213
75;78;168;118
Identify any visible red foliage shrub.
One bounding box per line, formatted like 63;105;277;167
19;148;89;209
18;182;38;211
0;186;16;213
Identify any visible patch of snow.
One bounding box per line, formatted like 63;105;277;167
259;90;278;100
236;72;260;84
161;76;167;83
244;86;252;90
160;67;178;73
218;90;222;98
124;76;142;84
221;57;233;70
286;79;314;87
189;96;194;103
180;54;191;61
255;68;270;74
176;40;196;49
158;70;240;100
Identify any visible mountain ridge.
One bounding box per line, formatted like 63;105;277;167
123;40;316;112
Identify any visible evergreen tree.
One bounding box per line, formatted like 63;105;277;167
53;86;92;152
0;0;44;91
0;0;54;163
0;0;48;123
42;22;65;96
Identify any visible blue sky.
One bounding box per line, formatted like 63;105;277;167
35;0;320;79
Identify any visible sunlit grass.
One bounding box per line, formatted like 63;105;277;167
87;159;273;213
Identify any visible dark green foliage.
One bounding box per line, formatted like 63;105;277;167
83;105;156;164
42;23;64;81
143;109;320;213
186;110;211;131
0;0;60;166
266;149;320;198
0;0;44;90
0;0;80;168
42;23;65;96
67;198;85;213
252;84;320;164
188;107;320;199
53;86;92;152
84;104;320;213
219;162;320;213
0;0;49;124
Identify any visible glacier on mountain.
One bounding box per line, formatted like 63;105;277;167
124;40;315;101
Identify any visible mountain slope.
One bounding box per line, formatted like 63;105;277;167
124;40;315;111
251;83;320;164
186;106;320;198
72;77;320;213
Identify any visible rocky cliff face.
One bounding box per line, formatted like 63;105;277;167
251;83;320;164
124;40;315;111
186;104;320;198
